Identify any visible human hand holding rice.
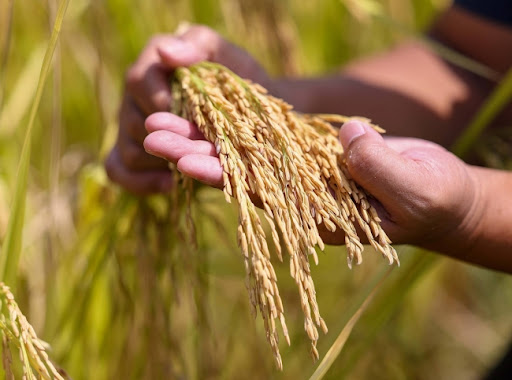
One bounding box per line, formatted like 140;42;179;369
106;24;509;369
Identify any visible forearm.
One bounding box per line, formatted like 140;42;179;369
273;46;491;148
272;5;512;149
465;167;512;272
273;40;493;148
431;166;512;273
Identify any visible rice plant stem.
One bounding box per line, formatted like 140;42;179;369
309;266;393;380
0;0;70;288
45;0;64;344
451;67;512;158
335;252;437;379
0;0;14;116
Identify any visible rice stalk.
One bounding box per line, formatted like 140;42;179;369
0;0;70;289
0;282;67;379
0;0;14;114
452;67;512;158
0;45;46;138
309;266;392;380
171;62;398;368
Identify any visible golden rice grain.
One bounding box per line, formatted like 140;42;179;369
0;282;66;379
171;62;399;369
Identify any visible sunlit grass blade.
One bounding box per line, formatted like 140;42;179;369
309;266;393;380
334;252;438;378
52;194;132;341
0;45;45;137
425;39;500;82
0;0;14;113
0;0;70;287
452;67;512;158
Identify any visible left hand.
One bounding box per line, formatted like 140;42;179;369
105;25;271;195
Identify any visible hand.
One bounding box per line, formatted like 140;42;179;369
337;121;479;251
144;116;480;254
143;112;223;188
105;25;271;195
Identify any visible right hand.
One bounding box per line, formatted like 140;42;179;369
105;25;271;195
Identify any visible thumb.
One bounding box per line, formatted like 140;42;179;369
339;121;416;202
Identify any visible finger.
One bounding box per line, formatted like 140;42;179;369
157;37;208;67
339;121;420;202
145;112;205;140
105;147;173;195
119;95;148;144
177;154;223;188
119;138;170;171
157;26;217;67
125;35;178;115
158;26;262;80
144;130;216;164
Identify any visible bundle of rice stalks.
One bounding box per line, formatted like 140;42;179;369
171;62;399;369
0;283;67;379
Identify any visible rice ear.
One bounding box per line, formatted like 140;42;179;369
172;63;398;369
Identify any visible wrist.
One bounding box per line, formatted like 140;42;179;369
448;164;485;252
456;167;512;272
421;164;484;259
415;163;512;273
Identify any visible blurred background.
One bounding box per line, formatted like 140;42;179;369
1;0;511;379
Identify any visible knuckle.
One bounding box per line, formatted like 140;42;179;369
186;25;221;46
148;34;170;48
347;143;378;172
124;65;143;92
406;176;448;221
125;121;143;140
120;107;145;139
413;192;439;216
120;143;143;169
190;25;215;38
105;151;119;182
152;91;171;112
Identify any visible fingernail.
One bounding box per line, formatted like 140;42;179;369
339;121;367;149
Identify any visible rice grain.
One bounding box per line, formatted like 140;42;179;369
172;62;399;369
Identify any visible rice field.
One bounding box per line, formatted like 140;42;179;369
1;0;511;379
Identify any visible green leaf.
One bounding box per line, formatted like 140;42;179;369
452;67;512;158
0;0;70;288
309;266;393;380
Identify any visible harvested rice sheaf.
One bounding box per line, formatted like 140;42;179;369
171;62;399;369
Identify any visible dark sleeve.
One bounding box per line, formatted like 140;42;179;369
483;339;512;380
454;0;512;27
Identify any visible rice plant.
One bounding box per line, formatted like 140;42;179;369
172;62;398;367
0;0;511;379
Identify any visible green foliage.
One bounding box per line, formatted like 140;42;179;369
0;0;70;290
452;68;512;157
